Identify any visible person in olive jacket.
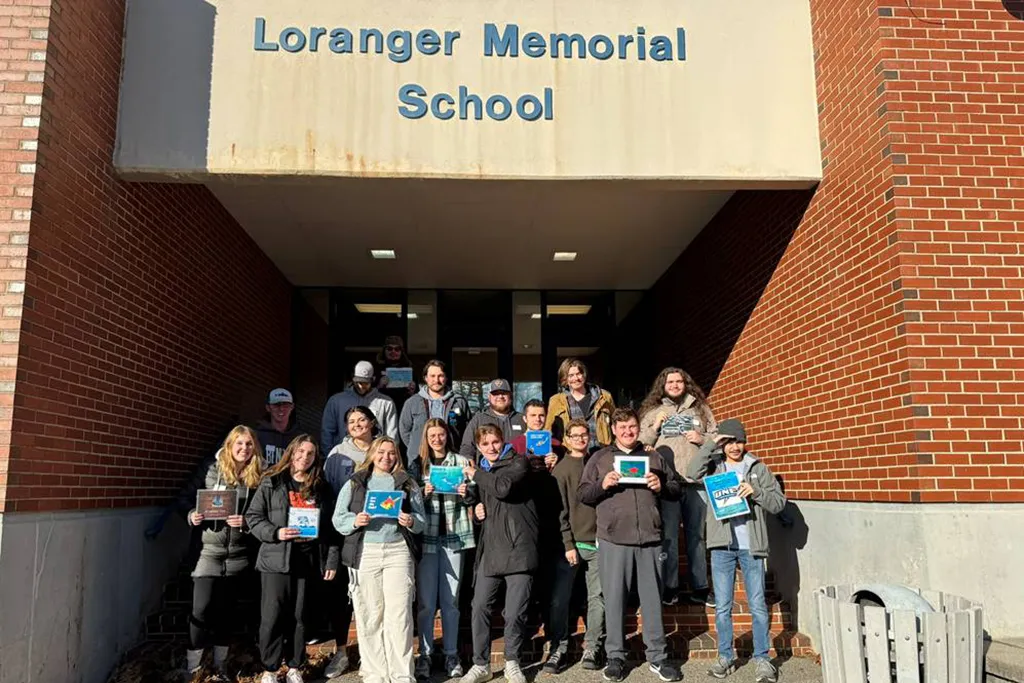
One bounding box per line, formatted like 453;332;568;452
178;425;264;678
457;424;538;683
246;434;340;683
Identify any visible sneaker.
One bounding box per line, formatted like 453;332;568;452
325;650;349;678
185;649;203;674
648;661;682;682
688;590;715;608
504;660;526;683
603;658;628;682
704;591;716;608
286;668;305;683
260;673;279;683
459;664;493;683
707;657;736;679
446;655;465;678
662;589;680;606
753;659;779;683
581;648;603;671
543;650;567;674
416;655;432;680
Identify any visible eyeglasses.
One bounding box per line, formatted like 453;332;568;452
385;345;402;352
568;432;589;440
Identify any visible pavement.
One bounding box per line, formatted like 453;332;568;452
302;658;824;683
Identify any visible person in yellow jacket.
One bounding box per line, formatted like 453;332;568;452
544;358;615;451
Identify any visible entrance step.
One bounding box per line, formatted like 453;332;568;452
988;639;1024;683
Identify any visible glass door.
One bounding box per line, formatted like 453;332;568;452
437;291;513;410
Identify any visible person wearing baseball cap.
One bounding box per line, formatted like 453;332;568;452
321;361;399;456
257;388;302;466
458;379;526;461
686;419;785;683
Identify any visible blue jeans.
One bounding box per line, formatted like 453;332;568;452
416;546;464;656
710;548;769;662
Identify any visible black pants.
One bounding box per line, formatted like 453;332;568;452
471;572;534;667
326;567;353;647
259;558;314;671
190;576;240;649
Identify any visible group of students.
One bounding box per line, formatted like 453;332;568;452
178;346;787;683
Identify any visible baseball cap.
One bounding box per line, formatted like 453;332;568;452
717;418;748;443
489;379;512;394
353;361;375;383
268;388;293;405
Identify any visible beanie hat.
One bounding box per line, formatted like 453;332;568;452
717;418;748;443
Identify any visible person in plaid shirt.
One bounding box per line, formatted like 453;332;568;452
407;418;478;679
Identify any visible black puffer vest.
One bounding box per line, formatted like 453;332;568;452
340;469;423;568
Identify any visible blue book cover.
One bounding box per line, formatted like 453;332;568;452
704;471;751;520
525;430;552;456
429;466;464;494
364;490;404;518
384;367;414;385
287;507;320;539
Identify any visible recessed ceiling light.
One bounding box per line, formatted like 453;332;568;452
355;303;402;314
370;249;396;259
553;251;577;262
406;313;418;320
547;305;592;315
531;313;542;320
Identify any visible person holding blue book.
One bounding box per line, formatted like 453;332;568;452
407;418;477;680
333;436;426;683
245;435;339;683
686;419;786;683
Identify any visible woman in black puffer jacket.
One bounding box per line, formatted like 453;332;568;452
246;434;340;683
177;425;264;679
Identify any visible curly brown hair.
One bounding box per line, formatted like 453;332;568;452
638;367;712;422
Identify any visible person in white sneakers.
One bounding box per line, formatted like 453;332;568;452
176;426;264;680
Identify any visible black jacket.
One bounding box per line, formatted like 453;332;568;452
459;409;527;461
473;449;539;577
245;473;340;575
177;455;258;578
255;419;302;466
338;469;423;568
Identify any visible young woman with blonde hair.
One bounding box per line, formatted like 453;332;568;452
246;435;340;683
407;418;477;679
178;425;264;680
333;436;426;683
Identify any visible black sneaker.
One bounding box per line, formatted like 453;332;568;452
662;590;680;606
648;661;682;682
603;658;628;682
688;590;715;608
543;650;567;674
581;648;604;671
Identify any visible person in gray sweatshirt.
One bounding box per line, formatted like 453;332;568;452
399;360;471;459
458;380;526;461
686;419;785;683
321;361;399;455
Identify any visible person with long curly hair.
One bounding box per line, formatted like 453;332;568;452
246;435;340;683
177;425;264;680
638;367;717;607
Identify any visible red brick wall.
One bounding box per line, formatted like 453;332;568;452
643;0;922;502
2;0;294;513
881;0;1024;502
644;0;1024;503
0;0;47;513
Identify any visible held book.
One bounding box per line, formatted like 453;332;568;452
196;489;237;521
704;471;751;520
428;466;464;495
288;506;320;539
384;367;414;386
364;490;404;518
525;430;552;456
613;455;649;484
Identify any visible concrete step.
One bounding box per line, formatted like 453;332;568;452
988;638;1024;683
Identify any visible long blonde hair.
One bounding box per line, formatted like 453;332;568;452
216;425;264;488
417;418;450;476
357;436;406;475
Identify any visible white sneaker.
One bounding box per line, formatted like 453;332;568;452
504;660;526;683
261;672;279;683
185;649;203;674
286;668;305;683
459;664;493;683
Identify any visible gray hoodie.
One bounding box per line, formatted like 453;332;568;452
686;440;786;558
321;386;398;455
399;386;471;455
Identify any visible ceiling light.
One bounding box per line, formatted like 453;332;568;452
553;251;577;262
355;303;402;314
370;249;396;259
547;305;592;315
531;313;542;320
406;313;418;320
